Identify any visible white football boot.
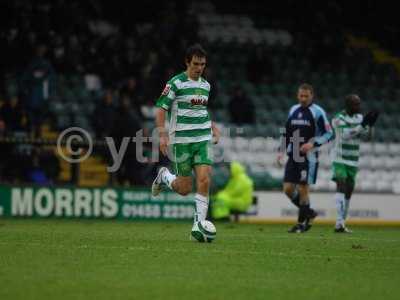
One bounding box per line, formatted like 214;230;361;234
151;167;167;196
190;221;202;241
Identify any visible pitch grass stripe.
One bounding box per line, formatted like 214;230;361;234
177;116;210;124
175;128;211;137
2;242;399;261
175;88;209;97
198;222;216;236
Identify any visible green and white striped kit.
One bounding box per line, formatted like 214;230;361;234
331;111;368;167
156;72;211;144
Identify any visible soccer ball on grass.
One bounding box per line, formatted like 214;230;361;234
191;220;216;243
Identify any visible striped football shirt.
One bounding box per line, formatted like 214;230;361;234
331;110;369;167
156;72;211;144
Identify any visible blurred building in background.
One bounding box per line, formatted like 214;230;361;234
1;0;399;193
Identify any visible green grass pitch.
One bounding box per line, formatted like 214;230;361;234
0;219;399;300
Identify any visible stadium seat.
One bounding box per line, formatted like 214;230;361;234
388;143;400;155
358;180;376;192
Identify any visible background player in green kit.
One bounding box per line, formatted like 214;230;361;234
331;94;379;233
151;44;221;238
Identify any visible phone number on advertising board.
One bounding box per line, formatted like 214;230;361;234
122;204;194;219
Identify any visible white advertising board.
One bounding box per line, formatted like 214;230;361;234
240;192;400;225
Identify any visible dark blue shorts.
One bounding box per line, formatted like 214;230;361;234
284;155;318;185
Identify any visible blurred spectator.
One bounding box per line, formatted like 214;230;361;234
0;95;32;182
92;89;117;139
36;147;60;184
112;96;145;186
228;86;255;125
50;34;67;73
140;98;157;122
141;51;164;101
119;76;144;119
27;149;51;185
211;161;254;221
25;147;59;185
64;34;85;74
0;96;31;134
0;96;9;182
246;46;274;85
20;44;56;136
204;66;220;110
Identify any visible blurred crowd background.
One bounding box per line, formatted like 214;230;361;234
1;0;399;193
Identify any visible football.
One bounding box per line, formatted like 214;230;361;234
191;220;217;243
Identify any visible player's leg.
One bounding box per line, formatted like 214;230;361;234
284;157;308;233
303;157;319;231
171;176;193;195
285;182;306;233
151;143;193;196
192;141;213;223
340;167;357;232
344;179;355;220
332;162;350;232
287;183;312;233
193;164;212;223
344;166;357;219
291;157;318;232
337;180;354;233
283;157;300;207
190;141;213;239
190;164;211;240
283;183;300;207
334;180;347;231
297;183;313;227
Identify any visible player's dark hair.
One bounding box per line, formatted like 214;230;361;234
185;44;207;63
298;83;314;94
345;94;361;111
345;94;360;104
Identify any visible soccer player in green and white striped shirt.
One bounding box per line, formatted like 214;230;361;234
151;44;221;240
331;94;379;233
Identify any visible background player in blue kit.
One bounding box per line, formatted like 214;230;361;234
277;83;334;233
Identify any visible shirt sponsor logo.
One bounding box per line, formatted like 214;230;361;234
291;119;311;126
161;84;171;96
191;98;208;106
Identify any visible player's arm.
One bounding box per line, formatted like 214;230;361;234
155;82;177;156
339;123;366;140
155;108;169;156
211;121;221;144
359;111;379;140
301;108;333;153
334;114;374;141
313;109;334;147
